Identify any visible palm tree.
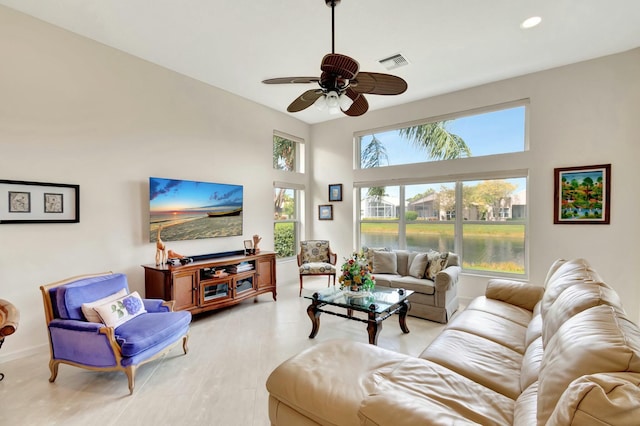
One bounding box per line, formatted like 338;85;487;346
399;121;471;160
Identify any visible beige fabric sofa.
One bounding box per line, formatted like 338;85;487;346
363;248;461;323
266;258;640;425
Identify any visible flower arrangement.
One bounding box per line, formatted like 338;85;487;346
338;252;375;292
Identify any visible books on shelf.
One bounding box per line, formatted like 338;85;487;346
226;261;253;273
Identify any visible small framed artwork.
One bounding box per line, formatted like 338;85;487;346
0;179;80;224
554;164;611;225
44;193;64;213
318;204;333;220
328;183;343;202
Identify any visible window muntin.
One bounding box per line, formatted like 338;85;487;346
358;105;526;169
274;187;299;259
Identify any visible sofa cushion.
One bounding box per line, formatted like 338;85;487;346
420;328;524;399
513;381;538;426
372;250;397;274
359;357;515;425
546;372;640;425
540;258;604;318
114;310;191;357
362;246;388;267
538;305;640;425
408;252;429;278
542;282;624;347
81;288;127;323
56;273;129;320
94;291;147;328
383;275;436;295
520;336;543;392
465;296;533;328
425;250;449;280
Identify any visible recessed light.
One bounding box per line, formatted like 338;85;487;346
521;16;542;29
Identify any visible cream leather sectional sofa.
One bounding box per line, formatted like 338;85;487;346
363;248;461;323
266;258;640;425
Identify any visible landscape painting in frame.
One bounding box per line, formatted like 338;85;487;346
554;164;610;225
149;177;243;242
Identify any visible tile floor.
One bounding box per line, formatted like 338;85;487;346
0;277;447;426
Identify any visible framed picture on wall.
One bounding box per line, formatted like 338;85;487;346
554;164;611;224
318;204;333;220
328;184;343;202
0;179;79;224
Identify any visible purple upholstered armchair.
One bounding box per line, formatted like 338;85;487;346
40;272;191;394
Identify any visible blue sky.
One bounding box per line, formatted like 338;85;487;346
150;177;243;212
361;106;525;167
360;106;527;199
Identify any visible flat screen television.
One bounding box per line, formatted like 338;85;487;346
149;177;243;242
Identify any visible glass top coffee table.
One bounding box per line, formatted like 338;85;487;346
305;286;413;345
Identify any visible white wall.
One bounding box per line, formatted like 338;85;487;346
2;5;639;361
310;48;640;322
0;6;310;360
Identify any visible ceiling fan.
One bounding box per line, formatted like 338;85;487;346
262;0;408;117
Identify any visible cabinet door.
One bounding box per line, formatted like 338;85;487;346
256;255;275;289
172;271;197;311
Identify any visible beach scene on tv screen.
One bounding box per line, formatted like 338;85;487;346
149;177;243;242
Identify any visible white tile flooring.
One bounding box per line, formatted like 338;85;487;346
0;277;446;426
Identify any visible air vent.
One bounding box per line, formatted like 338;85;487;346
378;53;409;70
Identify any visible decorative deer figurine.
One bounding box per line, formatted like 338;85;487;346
155;226;167;265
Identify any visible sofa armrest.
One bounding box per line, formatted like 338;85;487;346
434;265;461;292
143;298;173;313
485;279;544;311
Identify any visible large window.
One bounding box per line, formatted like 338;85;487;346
358;103;526;168
356;102;528;275
358;177;526;275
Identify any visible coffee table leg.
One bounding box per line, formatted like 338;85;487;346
307;302;321;339
367;311;382;345
399;300;410;334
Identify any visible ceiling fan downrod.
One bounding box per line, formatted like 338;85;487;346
326;0;341;54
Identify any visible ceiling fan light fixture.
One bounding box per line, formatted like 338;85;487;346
325;91;341;114
339;93;353;111
314;95;328;111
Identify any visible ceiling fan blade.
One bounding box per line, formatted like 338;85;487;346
342;88;368;117
262;77;319;84
321;53;359;79
351;72;407;95
287;90;323;112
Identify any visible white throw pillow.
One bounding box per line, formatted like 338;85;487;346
372;250;398;274
81;288;128;323
93;291;147;328
409;252;430;279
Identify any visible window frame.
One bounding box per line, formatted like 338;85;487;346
273;131;305;173
273;185;304;260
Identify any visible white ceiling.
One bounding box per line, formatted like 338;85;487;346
2;0;640;124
